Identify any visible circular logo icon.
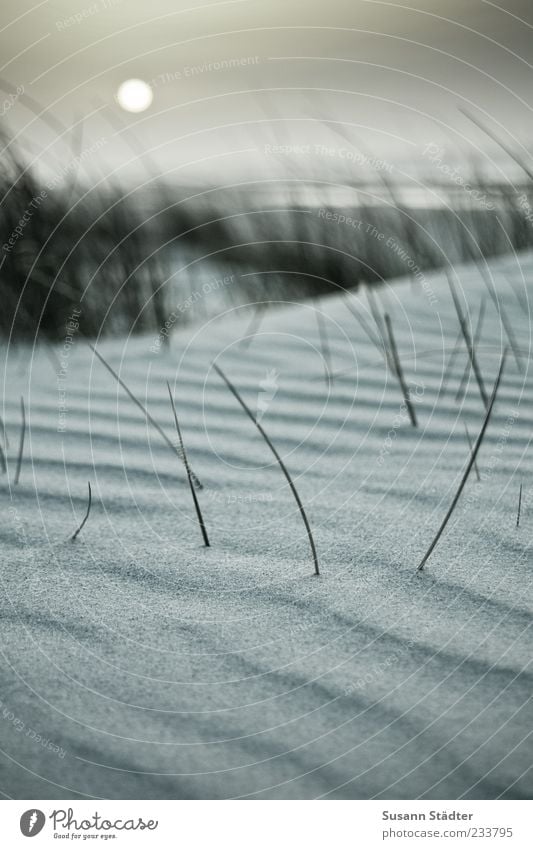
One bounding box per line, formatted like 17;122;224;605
20;810;45;837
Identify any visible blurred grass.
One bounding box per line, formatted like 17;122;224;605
1;132;531;342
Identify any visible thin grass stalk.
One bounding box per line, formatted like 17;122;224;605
167;382;209;547
367;287;395;375
417;349;507;571
463;421;480;482
456;297;486;403
14;396;25;485
240;302;267;351
90;344;202;489
384;314;418;427
0;411;9;450
512;285;529;315
446;272;488;409
475;261;523;372
507;277;528;314
516;482;523;528
343;293;383;353
71;481;92;541
366;287;388;344
440;328;463;395
0;408;6;473
213;363;320;575
315;302;332;387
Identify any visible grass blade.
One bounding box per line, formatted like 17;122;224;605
384;314;418;427
343;293;383;353
516;482;523;528
367;287;395;375
440;328;463;396
0;411;9;451
71;481;92;541
0;408;7;473
14;396;25;485
315;301;332;387
476;261;523;372
167;382;210;547
455;297;486;404
213;363;320;575
417;349;507;571
240;302;267;350
463;421;480;482
447;271;488;408
90;344;202;489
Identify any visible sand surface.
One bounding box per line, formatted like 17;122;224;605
1;252;532;799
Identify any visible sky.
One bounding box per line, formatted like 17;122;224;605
1;0;533;185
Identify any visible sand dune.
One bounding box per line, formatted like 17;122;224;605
1;252;532;799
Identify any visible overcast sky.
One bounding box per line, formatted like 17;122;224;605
2;0;533;184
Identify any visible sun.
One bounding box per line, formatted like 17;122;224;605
116;79;153;113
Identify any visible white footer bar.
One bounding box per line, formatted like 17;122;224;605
2;799;530;848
